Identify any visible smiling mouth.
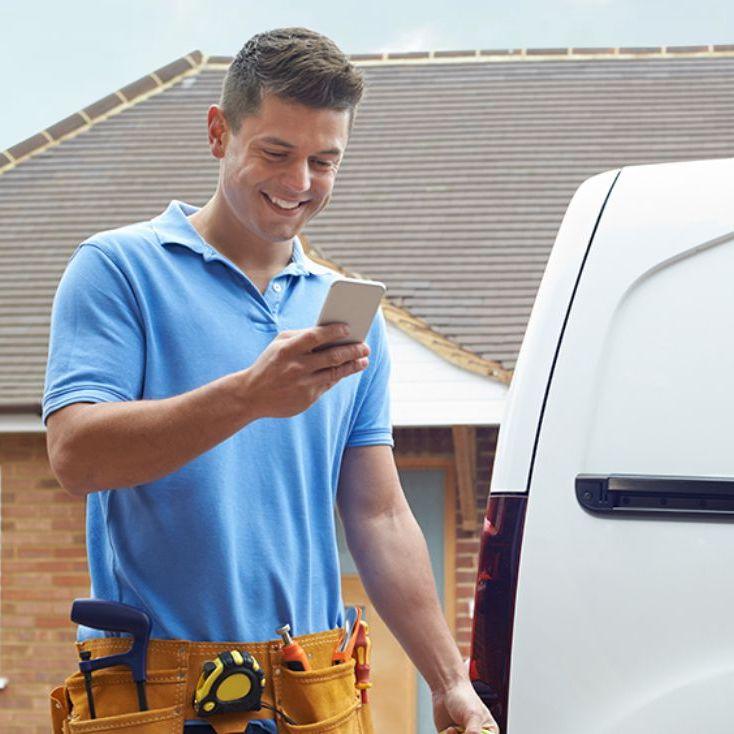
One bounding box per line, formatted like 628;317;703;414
262;192;309;212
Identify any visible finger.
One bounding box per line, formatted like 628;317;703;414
461;715;490;734
288;323;349;354
309;356;369;387
309;342;370;373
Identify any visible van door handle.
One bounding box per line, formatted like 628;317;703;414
576;474;734;516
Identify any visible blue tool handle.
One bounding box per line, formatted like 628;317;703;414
71;599;151;682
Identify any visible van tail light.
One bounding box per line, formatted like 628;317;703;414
469;493;528;732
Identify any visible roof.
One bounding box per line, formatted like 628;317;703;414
2;44;734;412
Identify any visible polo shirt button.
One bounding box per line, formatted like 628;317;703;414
272;282;282;293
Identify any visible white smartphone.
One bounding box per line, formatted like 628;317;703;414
315;277;386;350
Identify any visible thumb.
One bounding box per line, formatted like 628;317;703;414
463;716;486;734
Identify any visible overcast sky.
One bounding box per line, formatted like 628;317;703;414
1;0;733;151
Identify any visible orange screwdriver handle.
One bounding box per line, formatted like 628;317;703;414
281;641;311;671
353;620;372;703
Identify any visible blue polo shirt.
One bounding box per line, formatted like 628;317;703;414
43;200;393;642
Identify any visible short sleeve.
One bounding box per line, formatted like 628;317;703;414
42;243;145;425
345;309;394;448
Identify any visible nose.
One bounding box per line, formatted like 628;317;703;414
279;158;310;195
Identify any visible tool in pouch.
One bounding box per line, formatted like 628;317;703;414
71;598;152;719
353;619;372;703
276;624;311;671
331;606;372;702
193;620;314;725
331;606;362;665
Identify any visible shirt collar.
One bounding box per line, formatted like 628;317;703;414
151;200;331;276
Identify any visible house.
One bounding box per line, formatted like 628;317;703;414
1;43;734;733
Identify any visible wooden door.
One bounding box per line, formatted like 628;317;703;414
341;574;417;733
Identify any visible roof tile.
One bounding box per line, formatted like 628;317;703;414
153;56;195;83
386;51;430;60
667;45;710;53
349;53;384;61
572;47;617;55
119;74;158;102
7;133;48;161
47;113;87;141
525;48;568;56
619;46;661;54
434;50;477;58
187;50;204;64
207;55;233;65
479;49;521;56
83;92;124;120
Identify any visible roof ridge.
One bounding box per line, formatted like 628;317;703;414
300;236;512;384
203;43;734;68
5;42;733;175
0;50;206;176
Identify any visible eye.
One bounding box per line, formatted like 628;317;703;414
312;158;336;169
264;150;286;159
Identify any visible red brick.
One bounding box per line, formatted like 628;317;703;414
456;571;478;585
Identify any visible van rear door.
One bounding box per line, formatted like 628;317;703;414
509;157;734;733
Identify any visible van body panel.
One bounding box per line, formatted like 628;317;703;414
596;667;734;734
491;169;619;494
506;157;734;732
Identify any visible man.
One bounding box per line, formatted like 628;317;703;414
44;28;498;734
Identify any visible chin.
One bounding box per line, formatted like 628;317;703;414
262;225;301;243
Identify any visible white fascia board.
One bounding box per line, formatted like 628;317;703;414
387;323;507;427
0;414;44;432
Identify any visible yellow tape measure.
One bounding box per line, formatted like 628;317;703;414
194;650;265;716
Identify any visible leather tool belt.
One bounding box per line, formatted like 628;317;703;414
50;627;374;734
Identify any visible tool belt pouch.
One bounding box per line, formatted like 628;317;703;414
53;667;185;733
275;658;369;734
49;627;373;734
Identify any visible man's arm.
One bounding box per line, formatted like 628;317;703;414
337;445;498;734
47;324;368;496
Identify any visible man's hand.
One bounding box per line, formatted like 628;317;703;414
433;678;500;734
242;323;370;418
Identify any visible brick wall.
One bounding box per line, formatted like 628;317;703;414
0;433;87;734
0;426;497;732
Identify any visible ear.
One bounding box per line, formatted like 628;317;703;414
206;105;229;159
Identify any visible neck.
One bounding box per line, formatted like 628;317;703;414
187;191;293;273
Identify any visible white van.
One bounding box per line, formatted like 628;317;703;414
469;157;734;733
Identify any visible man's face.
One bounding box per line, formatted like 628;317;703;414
216;93;351;245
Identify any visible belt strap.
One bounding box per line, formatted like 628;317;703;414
68;628;342;731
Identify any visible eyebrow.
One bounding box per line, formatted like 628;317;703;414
260;136;342;156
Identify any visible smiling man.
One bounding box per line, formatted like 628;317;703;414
44;28;498;734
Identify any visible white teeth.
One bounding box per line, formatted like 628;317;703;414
266;194;301;210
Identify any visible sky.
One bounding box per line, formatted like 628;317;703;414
1;0;733;152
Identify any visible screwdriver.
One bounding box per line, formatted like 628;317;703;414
79;650;96;719
353;620;372;703
276;624;311;671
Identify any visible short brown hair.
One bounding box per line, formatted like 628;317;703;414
221;28;364;131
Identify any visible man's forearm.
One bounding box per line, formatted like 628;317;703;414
345;506;468;693
51;370;258;495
